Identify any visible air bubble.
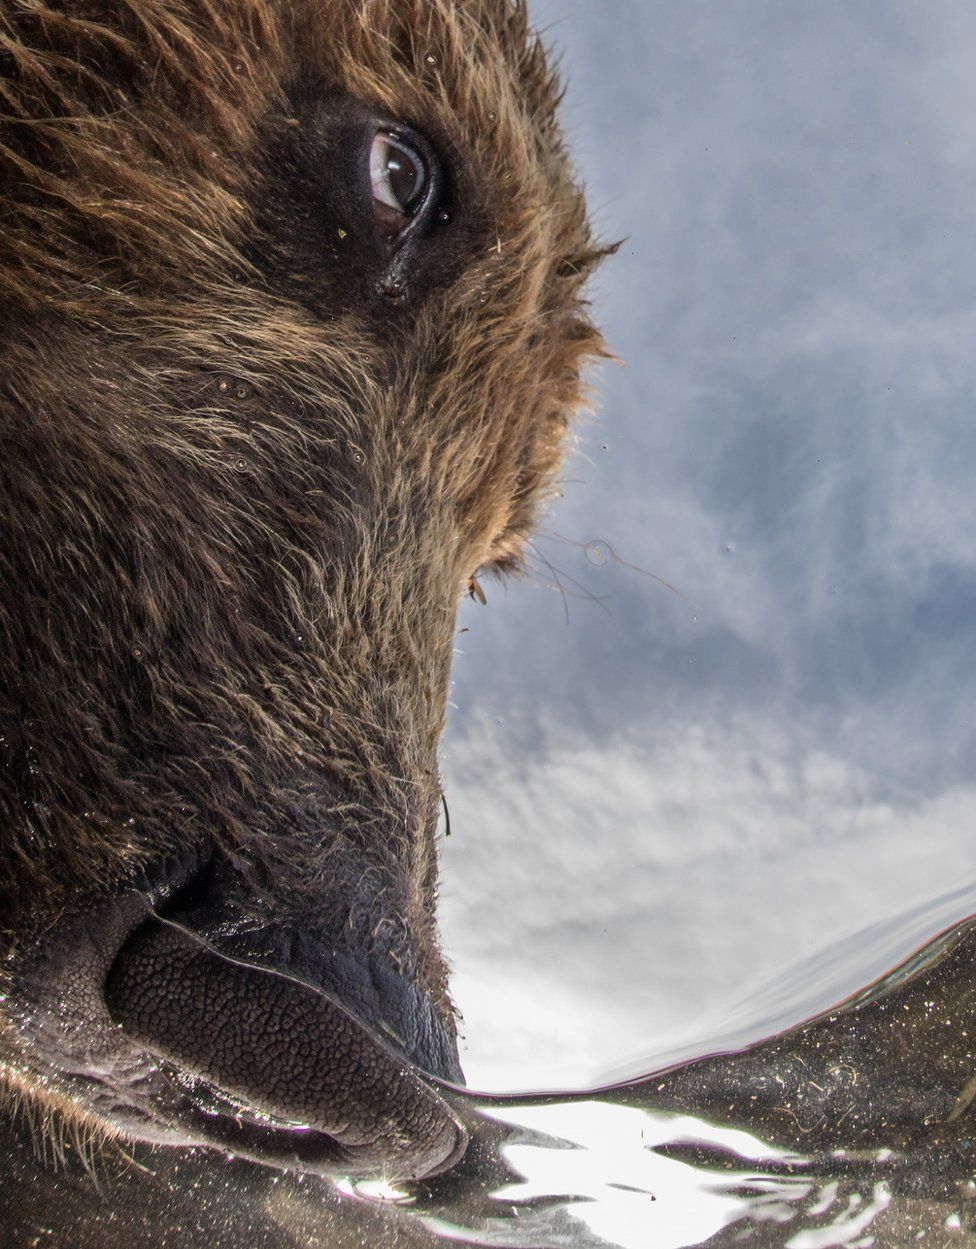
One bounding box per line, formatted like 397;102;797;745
131;645;144;660
234;383;250;400
351;449;365;465
233;457;248;473
724;541;737;555
425;53;437;65
584;540;609;567
216;377;231;394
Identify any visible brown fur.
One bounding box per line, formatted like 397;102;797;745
0;0;609;1151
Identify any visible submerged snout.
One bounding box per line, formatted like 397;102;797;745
104;917;467;1181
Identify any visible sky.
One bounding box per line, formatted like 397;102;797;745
436;1;976;1092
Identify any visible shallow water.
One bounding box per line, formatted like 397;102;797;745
10;914;976;1247
380;915;976;1247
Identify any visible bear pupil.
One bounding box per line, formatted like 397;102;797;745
387;155;416;207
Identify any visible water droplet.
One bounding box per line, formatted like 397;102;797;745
487;111;496;121
437;209;451;224
216;377;231;394
233;457;248;473
584;539;609;568
351;449;365;465
234;383;249;400
379;274;405;299
131;645;144;660
425;52;437;65
231;60;247;76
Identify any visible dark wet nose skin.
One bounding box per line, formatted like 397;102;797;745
104;919;468;1181
136;850;466;1087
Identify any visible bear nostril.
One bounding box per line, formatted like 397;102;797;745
103;918;467;1181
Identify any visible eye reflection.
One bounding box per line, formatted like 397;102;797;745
369;131;428;228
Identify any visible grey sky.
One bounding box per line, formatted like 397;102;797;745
437;2;976;1091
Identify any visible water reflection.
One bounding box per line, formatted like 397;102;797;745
428;1102;803;1247
11;914;974;1246
415;913;976;1246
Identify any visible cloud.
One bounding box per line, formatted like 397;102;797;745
440;718;976;1091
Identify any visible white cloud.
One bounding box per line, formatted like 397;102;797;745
440;717;976;1091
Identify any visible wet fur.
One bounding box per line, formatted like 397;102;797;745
0;0;609;1148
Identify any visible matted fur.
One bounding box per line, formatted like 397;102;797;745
0;0;610;1142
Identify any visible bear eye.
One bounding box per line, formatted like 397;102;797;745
369;130;429;234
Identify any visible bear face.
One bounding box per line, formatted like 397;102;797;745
0;0;608;1180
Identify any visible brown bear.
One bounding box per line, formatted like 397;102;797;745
0;0;609;1183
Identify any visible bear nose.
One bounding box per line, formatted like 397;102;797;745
130;846;465;1084
103;916;468;1181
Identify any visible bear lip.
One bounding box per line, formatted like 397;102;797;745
103;915;468;1180
6;850;468;1181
